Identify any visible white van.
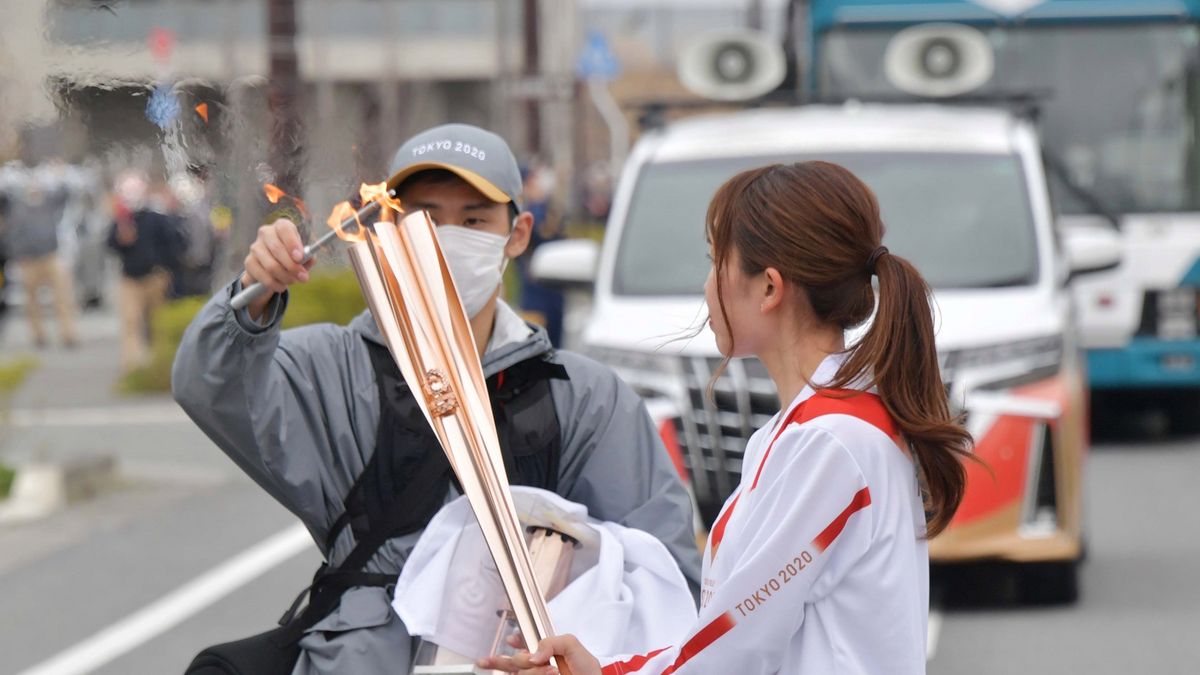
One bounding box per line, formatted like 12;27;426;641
535;104;1121;601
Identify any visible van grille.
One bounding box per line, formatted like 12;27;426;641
672;356;956;526
672;357;777;525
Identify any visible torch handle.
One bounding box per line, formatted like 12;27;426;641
230;199;385;312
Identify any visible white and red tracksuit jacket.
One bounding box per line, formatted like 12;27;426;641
602;355;929;674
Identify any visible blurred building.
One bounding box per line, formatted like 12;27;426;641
0;0;781;260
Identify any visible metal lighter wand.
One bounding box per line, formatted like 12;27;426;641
229;193;392;311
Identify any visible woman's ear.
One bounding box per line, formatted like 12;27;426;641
760;267;785;313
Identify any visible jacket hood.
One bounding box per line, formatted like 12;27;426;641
347;302;555;376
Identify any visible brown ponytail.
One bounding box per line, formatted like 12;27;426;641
706;161;973;537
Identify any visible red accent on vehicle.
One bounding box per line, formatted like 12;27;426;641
813;487;872;553
953;414;1033;524
658;418;689;484
601;612;737;675
953;375;1072;525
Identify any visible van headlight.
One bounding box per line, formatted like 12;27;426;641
944;334;1064;391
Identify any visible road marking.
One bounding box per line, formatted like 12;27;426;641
15;522;311;675
927;608;943;660
8;403;190;428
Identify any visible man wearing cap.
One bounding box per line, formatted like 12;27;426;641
172;124;702;675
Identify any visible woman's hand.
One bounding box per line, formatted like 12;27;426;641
477;634;603;675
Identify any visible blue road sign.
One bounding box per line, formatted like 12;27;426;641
146;84;180;129
576;31;620;81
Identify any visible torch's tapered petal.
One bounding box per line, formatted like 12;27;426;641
350;211;562;665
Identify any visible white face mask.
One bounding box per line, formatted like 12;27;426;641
436;225;510;318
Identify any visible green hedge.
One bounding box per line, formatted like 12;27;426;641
0;357;37;395
0;357;37;500
0;463;13;500
120;270;367;393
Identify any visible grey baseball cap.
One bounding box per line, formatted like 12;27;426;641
386;123;523;211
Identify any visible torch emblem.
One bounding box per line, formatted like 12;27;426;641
423;369;458;417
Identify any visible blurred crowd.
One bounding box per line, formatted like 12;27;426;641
0;154;608;370
0;159;230;372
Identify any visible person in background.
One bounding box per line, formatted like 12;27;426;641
0;188;9;319
146;178;191;299
1;163;79;348
173;164;224;297
515;161;566;347
107;169;185;372
581;161;613;225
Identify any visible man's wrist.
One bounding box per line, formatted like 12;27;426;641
229;276;286;333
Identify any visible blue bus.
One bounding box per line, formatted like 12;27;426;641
806;0;1200;423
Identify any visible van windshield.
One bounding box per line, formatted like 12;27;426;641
612;152;1039;296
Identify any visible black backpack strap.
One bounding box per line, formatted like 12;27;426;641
489;357;568;493
279;341;571;647
274;442;450;646
324;340;456;553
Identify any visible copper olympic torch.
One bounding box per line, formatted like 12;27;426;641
339;190;570;675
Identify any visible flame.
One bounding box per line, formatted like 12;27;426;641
328;201;366;242
358;181;403;214
262;183;309;219
263;183;286;204
195;102;209;123
324;182;402;244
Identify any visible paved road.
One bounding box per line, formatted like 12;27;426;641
929;427;1200;674
2;305;1198;674
0;306;320;674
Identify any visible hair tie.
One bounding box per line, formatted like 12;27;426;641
866;246;889;276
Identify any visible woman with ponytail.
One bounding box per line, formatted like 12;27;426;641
481;162;973;675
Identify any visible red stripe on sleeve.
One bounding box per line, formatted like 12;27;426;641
600;612;737;675
708;492;739;561
812;487;872;553
661;612;737;675
601;647;670;675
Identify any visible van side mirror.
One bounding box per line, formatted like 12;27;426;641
1061;222;1121;280
530;239;600;291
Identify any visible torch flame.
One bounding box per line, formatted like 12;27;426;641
195;102;209;123
263;183;286;205
328;201;366;243
358;181;403;214
262;183;310;219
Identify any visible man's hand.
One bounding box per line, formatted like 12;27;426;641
477;634;602;675
240;218;314;321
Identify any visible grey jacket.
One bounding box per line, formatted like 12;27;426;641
2;185;68;259
172;280;703;674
